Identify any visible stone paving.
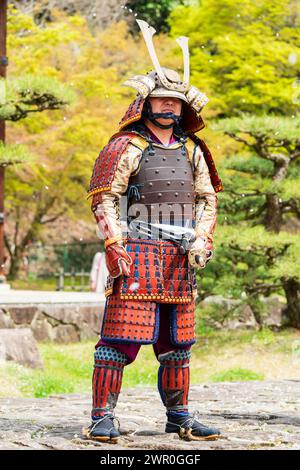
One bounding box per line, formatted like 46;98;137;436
0;380;299;450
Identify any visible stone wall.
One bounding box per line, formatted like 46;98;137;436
0;294;287;345
0;303;104;343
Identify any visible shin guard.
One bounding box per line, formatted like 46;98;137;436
92;346;127;419
157;349;191;413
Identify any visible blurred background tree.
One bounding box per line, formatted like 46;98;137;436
169;0;300;327
211;114;300;327
1;48;74;278
11;0;191;32
170;0;300;117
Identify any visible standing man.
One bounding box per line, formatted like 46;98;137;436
83;20;223;443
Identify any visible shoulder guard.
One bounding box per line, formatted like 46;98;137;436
87;131;147;199
188;134;223;193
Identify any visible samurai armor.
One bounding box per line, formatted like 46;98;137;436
158;349;191;412
92;346;128;418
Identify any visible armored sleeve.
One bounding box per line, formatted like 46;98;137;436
91;143;143;242
193;144;218;240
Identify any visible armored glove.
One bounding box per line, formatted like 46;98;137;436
91;193;132;278
105;240;132;278
188;235;213;269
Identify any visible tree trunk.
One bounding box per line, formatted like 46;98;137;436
245;295;263;330
7;249;23;280
264;193;283;233
282;277;300;328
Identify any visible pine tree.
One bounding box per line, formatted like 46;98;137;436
170;0;300;328
207;115;300;328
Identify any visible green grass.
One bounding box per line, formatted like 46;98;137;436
5;342;158;398
19;342;95;397
21;375;75;398
10;276;90;291
0;327;300;398
10;277;57;291
209;368;264;382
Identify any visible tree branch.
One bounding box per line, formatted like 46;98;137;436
246;282;282;295
224;131;253;147
246;202;267;220
227;189;264;197
41;208;67;225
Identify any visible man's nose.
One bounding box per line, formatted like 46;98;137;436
164;98;175;105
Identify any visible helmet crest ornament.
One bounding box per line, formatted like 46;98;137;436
123;19;208;114
135;19;189;93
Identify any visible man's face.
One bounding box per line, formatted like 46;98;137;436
149;96;183;127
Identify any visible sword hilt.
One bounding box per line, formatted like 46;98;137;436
179;234;195;254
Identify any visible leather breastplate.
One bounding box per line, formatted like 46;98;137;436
126;142;195;238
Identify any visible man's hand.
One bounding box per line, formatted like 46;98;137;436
105;243;132;278
188;236;214;269
90;281;96;292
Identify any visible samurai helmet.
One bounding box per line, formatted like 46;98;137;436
123;19;208;114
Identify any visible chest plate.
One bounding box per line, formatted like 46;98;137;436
126;144;195;237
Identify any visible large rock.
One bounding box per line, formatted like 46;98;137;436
224;303;260;330
199;295;287;330
31;316;54;342
54;324;80;343
261;296;286;328
8;306;38;325
199;295;260;330
0;304;103;343
0;328;43;369
0;309;14;329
